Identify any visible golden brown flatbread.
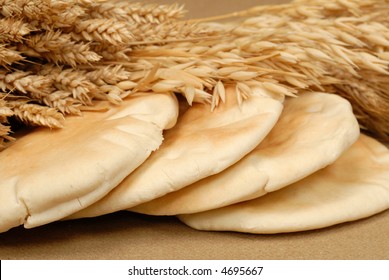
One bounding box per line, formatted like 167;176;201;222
0;92;178;233
69;86;283;219
179;135;389;234
132;92;360;215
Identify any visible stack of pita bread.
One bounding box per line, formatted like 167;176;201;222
1;88;389;234
0;92;179;232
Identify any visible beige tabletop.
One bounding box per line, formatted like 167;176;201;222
1;209;388;260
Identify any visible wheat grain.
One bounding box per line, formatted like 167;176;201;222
0;99;13;123
86;65;130;86
45;4;86;29
158;68;205;90
0;46;24;67
53;68;99;104
0;123;13;149
227;71;258;81
129;21;214;44
0;0;28;17
18;31;102;66
13;74;53;99
0;18;32;43
89;44;130;61
74;18;134;46
0;69;54;100
124;2;186;23
0;0;86;28
1;70;29;88
151;80;184;93
210;84;220;110
9;100;65;128
42;90;82;115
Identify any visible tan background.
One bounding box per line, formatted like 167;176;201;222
1;0;389;260
1;210;389;260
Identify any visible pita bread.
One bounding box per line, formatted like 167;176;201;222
131;92;360;215
69;86;283;219
0;92;178;233
179;134;389;234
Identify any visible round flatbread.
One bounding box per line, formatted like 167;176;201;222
131;92;360;215
0;92;179;233
69;86;283;219
179;134;389;234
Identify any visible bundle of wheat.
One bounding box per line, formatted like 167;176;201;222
127;0;389;140
0;0;205;148
1;0;389;148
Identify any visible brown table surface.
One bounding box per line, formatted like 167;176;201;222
1;209;388;260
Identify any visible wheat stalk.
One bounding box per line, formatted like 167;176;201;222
0;18;32;43
47;66;100;105
7;99;65;128
18;30;102;67
0;50;22;68
0;70;53;99
0;123;13;148
0;0;86;28
86;65;131;85
73;18;134;46
42;90;83;115
1;0;389;147
88;45;125;61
